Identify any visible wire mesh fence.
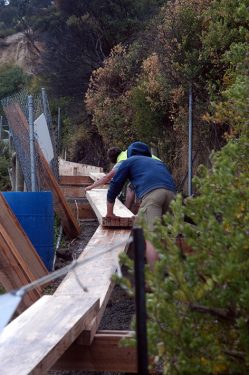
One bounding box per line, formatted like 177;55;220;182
1;89;58;191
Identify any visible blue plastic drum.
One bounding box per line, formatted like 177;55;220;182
3;192;54;271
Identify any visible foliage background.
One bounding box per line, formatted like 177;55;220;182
1;0;248;185
0;0;248;372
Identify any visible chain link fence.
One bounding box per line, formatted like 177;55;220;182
1;89;58;191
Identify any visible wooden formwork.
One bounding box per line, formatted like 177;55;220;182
54;330;137;373
59;158;103;176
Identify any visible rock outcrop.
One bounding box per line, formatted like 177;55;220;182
0;32;42;74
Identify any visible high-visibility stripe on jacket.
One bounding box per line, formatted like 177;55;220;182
113;149;160;171
117;150;127;163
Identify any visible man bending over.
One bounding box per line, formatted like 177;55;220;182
106;141;176;269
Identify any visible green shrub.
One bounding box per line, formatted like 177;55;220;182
0;141;10;191
118;134;249;374
144;135;249;374
0;64;28;100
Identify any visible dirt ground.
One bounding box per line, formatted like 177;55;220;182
48;220;135;375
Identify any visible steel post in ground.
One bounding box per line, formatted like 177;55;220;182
16;156;24;191
0;116;2;140
188;83;193;196
41;87;48;124
57;107;61;152
133;227;148;375
28;95;36;192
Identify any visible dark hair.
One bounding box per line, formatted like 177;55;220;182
107;147;122;163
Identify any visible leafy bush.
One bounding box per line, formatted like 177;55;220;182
0;141;10;191
85;0;224;186
117;132;246;375
118;133;249;374
0;64;28;100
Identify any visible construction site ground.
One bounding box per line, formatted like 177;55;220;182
48;220;135;375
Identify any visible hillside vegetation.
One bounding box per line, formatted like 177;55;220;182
1;0;248;181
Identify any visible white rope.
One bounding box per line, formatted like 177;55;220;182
19;237;133;295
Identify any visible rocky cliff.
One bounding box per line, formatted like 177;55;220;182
0;32;42;74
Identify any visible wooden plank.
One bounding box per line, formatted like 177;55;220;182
0;295;99;375
54;226;130;299
89;172;106;182
59;158;103;176
37;150;81;238
54;225;131;344
86;189;134;227
0;193;48;281
60;185;87;198
4;104;80;239
53;330;137;373
59;175;93;185
0;223;41;312
77;283;113;345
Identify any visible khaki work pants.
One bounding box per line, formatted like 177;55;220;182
137;188;176;231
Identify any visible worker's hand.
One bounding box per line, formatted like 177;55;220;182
105;212;121;219
85;185;93;192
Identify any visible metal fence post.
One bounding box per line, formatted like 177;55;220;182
41;87;48;122
188;83;193;196
28;95;36;192
57;107;61;151
133;227;148;375
0;116;2;140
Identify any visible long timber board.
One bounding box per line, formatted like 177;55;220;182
0;295;99;375
54;225;131;344
86;189;134;227
59;175;93;185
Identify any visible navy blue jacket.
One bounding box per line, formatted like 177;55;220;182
107;142;176;203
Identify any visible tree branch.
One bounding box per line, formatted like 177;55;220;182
189;303;236;322
224;349;245;360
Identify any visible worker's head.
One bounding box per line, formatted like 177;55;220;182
127;141;152;158
107;147;122;163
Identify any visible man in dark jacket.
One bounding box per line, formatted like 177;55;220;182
106;141;176;269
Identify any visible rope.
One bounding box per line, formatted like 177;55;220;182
18;237;133;295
